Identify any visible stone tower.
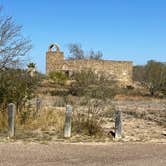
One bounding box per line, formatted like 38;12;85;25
46;44;64;74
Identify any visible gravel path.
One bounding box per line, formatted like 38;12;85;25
0;142;165;166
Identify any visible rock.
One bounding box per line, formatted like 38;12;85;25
161;131;166;136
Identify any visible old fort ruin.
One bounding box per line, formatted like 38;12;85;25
46;44;133;85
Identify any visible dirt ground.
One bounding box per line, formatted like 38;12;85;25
0;142;165;166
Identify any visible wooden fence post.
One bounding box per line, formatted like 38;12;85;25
115;110;122;138
8;103;16;137
64;105;72;138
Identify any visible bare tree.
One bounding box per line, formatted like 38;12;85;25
68;43;103;60
88;50;103;60
68;43;84;59
0;9;32;70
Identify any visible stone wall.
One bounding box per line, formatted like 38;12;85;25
46;46;133;85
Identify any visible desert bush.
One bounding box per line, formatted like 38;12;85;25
0;69;41;111
69;70;117;99
50;89;69;97
49;71;68;85
19;108;32;125
133;60;166;96
72;98;114;136
118;87;147;97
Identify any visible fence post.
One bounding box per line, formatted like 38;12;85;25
64;105;72;138
8;103;16;137
36;97;42;113
115;110;122;138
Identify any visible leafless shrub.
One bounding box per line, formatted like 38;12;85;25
72;98;114;136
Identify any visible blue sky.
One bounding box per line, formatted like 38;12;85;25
1;0;166;73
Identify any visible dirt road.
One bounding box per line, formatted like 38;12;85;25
0;142;165;166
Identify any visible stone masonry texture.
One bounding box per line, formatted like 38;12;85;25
46;44;133;85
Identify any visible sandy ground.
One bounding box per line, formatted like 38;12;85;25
0;142;165;166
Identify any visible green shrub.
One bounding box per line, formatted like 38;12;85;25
69;70;116;99
0;69;41;111
49;71;68;85
27;63;36;68
133;60;166;96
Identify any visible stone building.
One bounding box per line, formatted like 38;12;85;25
46;44;133;85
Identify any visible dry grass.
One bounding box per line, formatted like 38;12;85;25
0;107;65;141
1;96;165;143
27;109;64;130
0;111;8;132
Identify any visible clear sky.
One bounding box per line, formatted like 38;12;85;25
1;0;166;73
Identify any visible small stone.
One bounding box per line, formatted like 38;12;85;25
161;131;166;136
